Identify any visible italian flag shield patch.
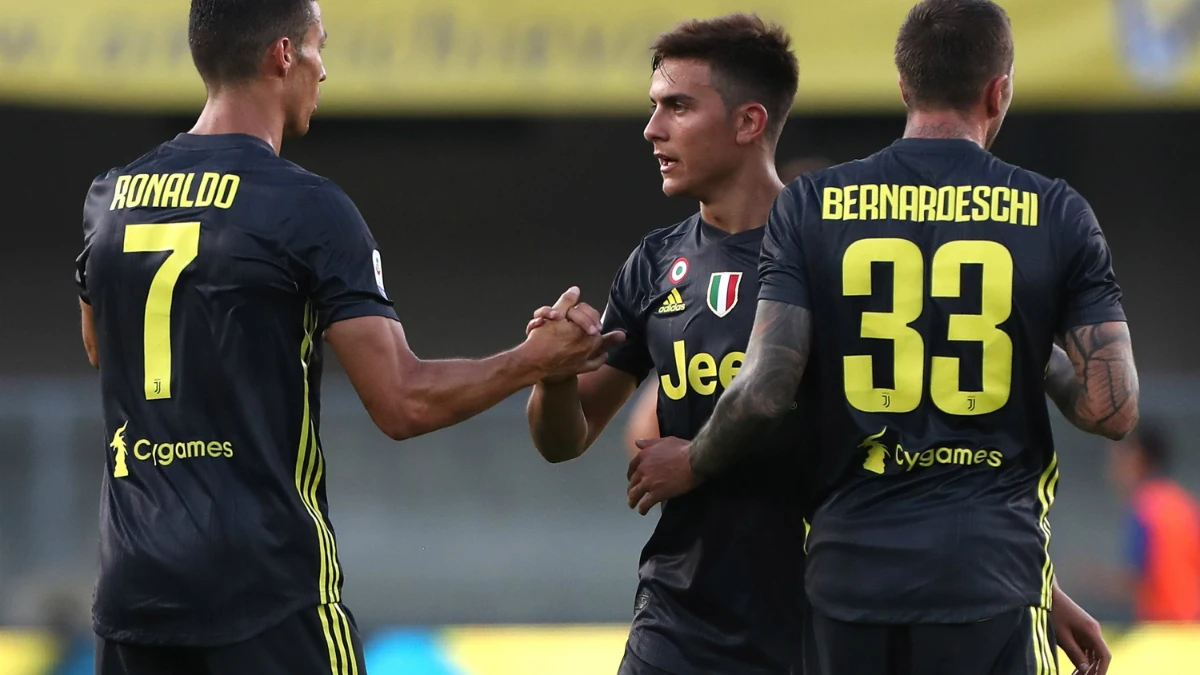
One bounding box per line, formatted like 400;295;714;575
707;272;743;318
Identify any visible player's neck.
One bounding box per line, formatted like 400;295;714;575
903;111;985;147
191;88;286;155
698;160;784;235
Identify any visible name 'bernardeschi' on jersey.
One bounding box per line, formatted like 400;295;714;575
758;138;1125;625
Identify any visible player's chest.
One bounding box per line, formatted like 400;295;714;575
642;248;759;394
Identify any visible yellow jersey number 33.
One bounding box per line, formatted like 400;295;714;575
842;238;1014;416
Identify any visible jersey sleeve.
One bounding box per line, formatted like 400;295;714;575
1056;197;1126;333
76;172;118;305
601;246;653;382
758;178;812;309
293;180;399;328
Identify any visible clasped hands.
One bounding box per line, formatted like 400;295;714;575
526;287;696;515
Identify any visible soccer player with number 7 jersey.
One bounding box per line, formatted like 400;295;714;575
73;2;617;673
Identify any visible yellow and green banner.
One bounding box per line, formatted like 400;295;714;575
2;0;1200;113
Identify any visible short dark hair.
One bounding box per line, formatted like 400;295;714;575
651;14;799;140
894;0;1014;111
1131;420;1172;472
189;0;317;85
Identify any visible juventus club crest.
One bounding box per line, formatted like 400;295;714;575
707;272;743;318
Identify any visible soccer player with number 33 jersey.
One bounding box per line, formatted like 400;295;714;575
627;2;1137;674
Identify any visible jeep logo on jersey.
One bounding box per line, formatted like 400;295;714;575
707;272;742;318
668;257;689;284
660;340;744;400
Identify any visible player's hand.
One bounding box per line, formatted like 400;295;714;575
526;298;621;382
524;287;624;382
525;300;602;337
1051;587;1111;675
626;437;695;515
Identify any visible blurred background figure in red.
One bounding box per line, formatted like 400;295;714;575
1108;421;1200;622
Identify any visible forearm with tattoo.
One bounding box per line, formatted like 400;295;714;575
687;300;812;483
1044;322;1139;440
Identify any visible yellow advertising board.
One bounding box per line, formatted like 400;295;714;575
3;623;1200;674
1;0;1199;113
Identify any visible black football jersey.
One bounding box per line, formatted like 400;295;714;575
758;138;1126;624
76;133;397;645
602;214;819;675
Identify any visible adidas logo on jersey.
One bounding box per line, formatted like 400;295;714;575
657;288;686;314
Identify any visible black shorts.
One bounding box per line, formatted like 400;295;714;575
617;641;812;675
811;607;1058;675
96;603;366;675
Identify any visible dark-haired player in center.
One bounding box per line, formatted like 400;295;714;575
526;14;815;675
75;1;617;674
626;1;1137;674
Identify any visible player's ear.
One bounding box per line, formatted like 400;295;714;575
735;102;770;145
898;76;911;108
984;74;1009;119
267;37;293;78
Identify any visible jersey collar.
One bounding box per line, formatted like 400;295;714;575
890;137;988;154
169;133;276;153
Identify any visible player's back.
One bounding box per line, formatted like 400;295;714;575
762;138;1124;623
77;133;395;645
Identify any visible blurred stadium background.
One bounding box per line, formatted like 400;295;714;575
1;0;1199;673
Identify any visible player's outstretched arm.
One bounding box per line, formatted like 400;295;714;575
523;303;640;462
79;299;99;369
328;287;623;441
1045;321;1139;441
526;366;639;463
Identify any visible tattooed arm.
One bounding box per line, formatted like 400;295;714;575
1045;321;1139;440
626;180;817;514
624;300;812;514
688;300;812;482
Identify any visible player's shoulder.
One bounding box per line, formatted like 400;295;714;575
610;214;699;294
804;149;893;187
87;140;176;193
267;154;333;189
82;147;171;223
632;213;700;263
782;158;877;207
988;155;1073;196
289;174;365;227
986;156;1094;225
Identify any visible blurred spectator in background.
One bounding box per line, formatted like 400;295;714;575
1115;0;1200;87
1107;420;1200;621
777;154;832;183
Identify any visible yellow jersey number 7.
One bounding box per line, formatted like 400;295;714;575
123;222;201;400
842;238;1014;416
